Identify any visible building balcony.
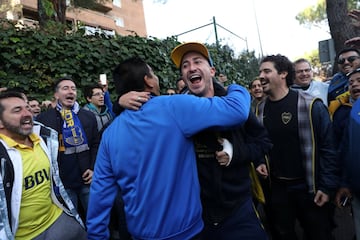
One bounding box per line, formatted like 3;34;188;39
90;0;113;13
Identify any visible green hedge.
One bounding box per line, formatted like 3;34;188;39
0;20;259;104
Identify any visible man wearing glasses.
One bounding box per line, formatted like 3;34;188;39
292;58;329;106
83;83;115;132
328;48;360;117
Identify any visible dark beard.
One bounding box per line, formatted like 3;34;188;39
1;120;32;139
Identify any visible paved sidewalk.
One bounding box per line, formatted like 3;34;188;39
333;206;355;240
258;204;356;240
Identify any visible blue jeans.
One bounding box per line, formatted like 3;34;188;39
66;186;90;216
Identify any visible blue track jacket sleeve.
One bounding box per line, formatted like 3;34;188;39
104;91;115;118
168;84;250;137
86;84;250;239
87;139;117;240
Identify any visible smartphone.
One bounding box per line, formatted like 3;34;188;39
100;74;107;85
341;196;349;207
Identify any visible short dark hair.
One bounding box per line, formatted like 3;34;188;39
5;87;27;95
28;96;39;102
336;47;360;61
83;84;104;102
113;57;150;96
54;76;75;91
0;91;25;117
261;54;294;87
249;77;260;89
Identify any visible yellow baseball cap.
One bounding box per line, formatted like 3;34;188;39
170;42;213;69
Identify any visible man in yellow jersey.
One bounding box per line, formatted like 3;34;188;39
0;91;86;240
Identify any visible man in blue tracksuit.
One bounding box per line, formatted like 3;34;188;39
86;56;251;239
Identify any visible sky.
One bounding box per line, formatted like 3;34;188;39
142;0;331;61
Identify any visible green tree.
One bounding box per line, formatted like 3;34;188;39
296;0;359;55
296;0;328;30
37;0;166;30
37;0;65;27
37;0;113;32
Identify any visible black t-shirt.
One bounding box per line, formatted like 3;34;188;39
263;90;305;179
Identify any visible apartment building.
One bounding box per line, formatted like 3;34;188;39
1;0;147;37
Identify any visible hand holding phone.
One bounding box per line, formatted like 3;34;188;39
100;74;107;85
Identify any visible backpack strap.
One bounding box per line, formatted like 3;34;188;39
0;142;14;231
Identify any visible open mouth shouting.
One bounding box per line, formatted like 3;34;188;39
64;95;76;103
189;74;202;85
21;117;34;130
351;87;360;100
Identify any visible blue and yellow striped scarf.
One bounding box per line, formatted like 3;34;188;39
56;102;89;154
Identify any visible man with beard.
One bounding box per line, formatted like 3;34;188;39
0;91;86;240
328;48;360;118
256;54;338;240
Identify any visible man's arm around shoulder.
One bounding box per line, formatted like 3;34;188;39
173;84;251;137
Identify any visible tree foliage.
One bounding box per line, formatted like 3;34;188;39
296;0;328;30
296;0;360;55
37;0;111;32
296;0;358;25
0;20;258;104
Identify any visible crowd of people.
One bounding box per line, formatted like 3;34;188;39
0;8;360;240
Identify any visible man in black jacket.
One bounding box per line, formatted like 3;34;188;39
171;42;272;239
37;77;99;220
192;81;272;239
257;54;338;240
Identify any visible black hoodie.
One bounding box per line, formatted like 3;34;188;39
193;81;273;224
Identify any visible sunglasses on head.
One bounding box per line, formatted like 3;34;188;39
337;56;360;64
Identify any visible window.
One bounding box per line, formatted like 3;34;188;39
115;17;124;28
113;0;121;8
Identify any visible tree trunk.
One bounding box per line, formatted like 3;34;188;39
38;0;67;27
38;0;50;27
326;0;358;54
53;0;67;24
